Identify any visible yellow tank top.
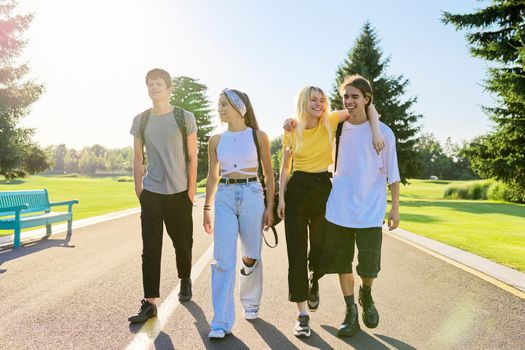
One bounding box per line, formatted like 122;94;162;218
282;111;339;172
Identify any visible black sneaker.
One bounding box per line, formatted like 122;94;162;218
359;286;379;328
337;303;360;337
293;314;311;338
178;278;192;302
307;277;319;312
128;299;157;324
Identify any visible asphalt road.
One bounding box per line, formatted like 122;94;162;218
0;197;523;350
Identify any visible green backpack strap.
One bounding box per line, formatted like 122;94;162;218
334;121;344;173
173;106;189;162
139;106;189;164
139;109;151;165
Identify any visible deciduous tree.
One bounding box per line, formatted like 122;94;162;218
0;0;44;178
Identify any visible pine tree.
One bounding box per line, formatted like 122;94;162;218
170;76;215;180
0;0;44;178
443;1;525;202
330;22;421;183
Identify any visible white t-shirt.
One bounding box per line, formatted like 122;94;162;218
325;121;400;228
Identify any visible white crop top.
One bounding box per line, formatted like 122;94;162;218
217;127;259;176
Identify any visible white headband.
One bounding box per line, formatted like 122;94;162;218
222;89;247;117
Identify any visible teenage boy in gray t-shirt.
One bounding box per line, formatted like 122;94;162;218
128;68;198;324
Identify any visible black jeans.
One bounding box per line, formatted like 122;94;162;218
139;189;193;298
284;171;332;302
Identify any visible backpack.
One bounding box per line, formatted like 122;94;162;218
251;129;281;248
334;121;344;172
139;106;189;164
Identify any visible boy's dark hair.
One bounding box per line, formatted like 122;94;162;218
145;68;172;88
339;75;373;107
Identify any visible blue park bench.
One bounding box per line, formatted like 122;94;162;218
0;189;79;249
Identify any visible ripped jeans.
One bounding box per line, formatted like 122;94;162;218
210;181;265;332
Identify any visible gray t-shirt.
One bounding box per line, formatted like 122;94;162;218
130;108;197;195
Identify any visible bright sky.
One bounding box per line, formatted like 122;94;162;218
17;0;494;149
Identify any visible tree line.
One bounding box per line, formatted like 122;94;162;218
1;0;523;201
45;144;133;175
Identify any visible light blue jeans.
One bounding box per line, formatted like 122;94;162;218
210;181;265;332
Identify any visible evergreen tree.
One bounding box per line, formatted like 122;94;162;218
443;1;525;201
330;22;421;183
0;0;44;177
170;76;215;180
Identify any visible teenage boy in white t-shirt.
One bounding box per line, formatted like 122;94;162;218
319;75;400;338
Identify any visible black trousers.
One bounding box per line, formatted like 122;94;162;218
284;171;332;302
139;189;193;298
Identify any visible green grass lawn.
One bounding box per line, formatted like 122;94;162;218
1;176;524;272
390;179;525;272
0;175;138;221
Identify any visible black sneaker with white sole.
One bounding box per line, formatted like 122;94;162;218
293;314;311;338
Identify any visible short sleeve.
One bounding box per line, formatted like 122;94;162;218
382;129;401;184
130;113;143;138
327;111;340;133
184;111;197;134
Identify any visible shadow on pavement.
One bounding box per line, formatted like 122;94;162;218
249;318;300;349
375;334;417;350
0;234;74;273
182;301;250;350
300;329;335;350
321;325;391;349
154;331;175;350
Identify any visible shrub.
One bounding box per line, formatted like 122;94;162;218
444;184;468;199
467;180;492;200
55;173;82;178
456;186;469;199
444;180;492;200
116;176;134;182
486;181;524;202
444;180;523;203
443;186;456;198
2;169;27;181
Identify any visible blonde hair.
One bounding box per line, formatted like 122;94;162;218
289;86;332;153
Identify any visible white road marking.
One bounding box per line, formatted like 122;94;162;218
126;243;214;350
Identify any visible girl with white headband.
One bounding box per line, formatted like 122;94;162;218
203;88;274;339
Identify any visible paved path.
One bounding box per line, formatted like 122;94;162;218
0;198;524;350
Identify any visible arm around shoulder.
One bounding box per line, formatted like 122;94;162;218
388;181;400;230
